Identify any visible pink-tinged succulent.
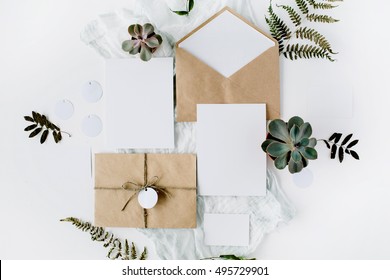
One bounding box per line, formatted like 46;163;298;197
122;23;163;61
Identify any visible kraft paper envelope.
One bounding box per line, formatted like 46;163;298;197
176;7;280;122
95;153;197;228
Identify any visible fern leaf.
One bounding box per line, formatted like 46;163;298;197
265;3;291;53
324;0;343;2
139;247;148;260
307;14;339;23
131;242;137;260
283;44;335;61
307;0;337;9
278;5;302;26
295;27;336;53
295;0;309;15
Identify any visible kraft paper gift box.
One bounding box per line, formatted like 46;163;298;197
175;7;280;122
94;153;197;228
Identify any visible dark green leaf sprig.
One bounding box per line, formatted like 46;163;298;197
61;217;147;260
265;0;343;61
320;133;360;162
171;0;194;16
202;255;256;260
24;111;71;144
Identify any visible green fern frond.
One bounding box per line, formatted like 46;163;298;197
295;27;336;53
139;247;148;260
267;4;292;41
265;16;284;52
307;13;339;23
283;44;335;61
307;0;337;9
295;0;309;15
278;5;302;26
61;217;147;260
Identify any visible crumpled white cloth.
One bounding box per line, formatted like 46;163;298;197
81;0;295;259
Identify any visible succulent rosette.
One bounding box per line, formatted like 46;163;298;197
262;116;318;173
122;23;163;61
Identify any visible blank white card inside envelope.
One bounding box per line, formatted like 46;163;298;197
204;214;249;246
105;58;174;149
197;104;266;196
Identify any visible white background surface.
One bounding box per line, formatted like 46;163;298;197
1;0;390;260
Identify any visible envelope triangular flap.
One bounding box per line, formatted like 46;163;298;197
176;7;280;122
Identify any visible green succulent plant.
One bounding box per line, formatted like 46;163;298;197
262;116;318;173
122;23;163;62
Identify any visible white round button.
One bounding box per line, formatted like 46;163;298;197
138;187;158;209
81;80;103;103
81;115;102;137
55;100;74;120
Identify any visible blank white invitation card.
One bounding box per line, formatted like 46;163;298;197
204;214;249;246
105;58;174;149
197;104;267;196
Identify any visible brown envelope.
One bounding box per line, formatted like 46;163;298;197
176;7;280;122
95;153;197;228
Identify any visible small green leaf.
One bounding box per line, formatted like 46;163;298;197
330;144;337;159
172;10;189;16
287;116;304;130
329;133;342;143
155;34;163;44
323;140;330;149
346;139;358;149
219;255;241;260
24;116;34;122
140;45;152;61
188;0;194;11
308;138;317;148
296;122;312;141
350;150;359;160
274;153;289;169
58;132;62;141
299;147;318;160
268;119;290;143
40;129;49;144
341;134;353;146
143;23;154;36
145;37;160;48
24;124;37;131
133;24;143;36
261;139;277;152
29;127;42;138
292;150;302;162
300;137;309;146
267;142;291;157
338;146;344;162
53;131;59;143
122;40;134;52
128;25;136;37
290;125;300;144
288;160;303;173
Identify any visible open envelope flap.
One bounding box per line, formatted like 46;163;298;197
176;46;280;122
175;6;280;122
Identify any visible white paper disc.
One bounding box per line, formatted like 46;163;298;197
138;187;158;209
55;99;74;120
293;168;314;188
81;80;103;103
81;115;102;137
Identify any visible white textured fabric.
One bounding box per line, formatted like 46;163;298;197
81;0;295;259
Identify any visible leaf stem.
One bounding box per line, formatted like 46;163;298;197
60;131;72;137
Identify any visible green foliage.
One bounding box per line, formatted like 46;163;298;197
202;254;256;260
262;116;318;174
24;111;70;144
322;133;360;162
265;0;342;61
60;217;147;260
122;23;163;62
171;0;195;16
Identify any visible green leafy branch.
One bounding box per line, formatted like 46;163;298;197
60;217;147;260
265;0;343;61
171;0;194;16
201;255;256;260
24;111;71;144
319;133;360;162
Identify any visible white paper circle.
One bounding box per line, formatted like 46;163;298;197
81;80;103;103
138;187;158;209
293;168;314;188
81;115;102;137
55;100;74;120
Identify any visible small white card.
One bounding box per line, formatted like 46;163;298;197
204;214;249;246
178;10;275;77
105;58;174;149
197;104;267;196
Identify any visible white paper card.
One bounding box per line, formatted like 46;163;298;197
178;10;275;77
105;58;174;149
197;104;267;196
204;214;249;246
